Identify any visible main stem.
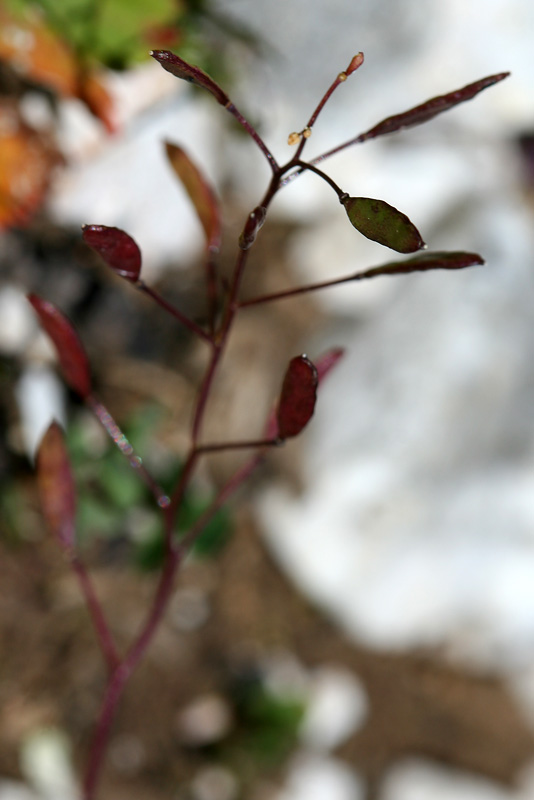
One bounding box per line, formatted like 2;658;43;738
81;144;330;800
82;537;180;800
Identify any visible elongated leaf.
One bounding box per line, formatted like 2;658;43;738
150;50;230;107
358;72;510;142
315;348;345;382
28;295;92;398
343;196;425;253
36;422;76;552
82;225;141;281
359;250;484;279
165;143;221;248
277;355;318;440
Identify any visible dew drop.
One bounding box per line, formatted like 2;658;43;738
158;495;171;509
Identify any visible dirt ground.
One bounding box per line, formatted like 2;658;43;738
1;507;534;800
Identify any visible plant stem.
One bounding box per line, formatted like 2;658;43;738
71;557;120;672
82;115;290;800
196;437;280;454
87;397;171;510
225;103;279;173
178;449;266;556
137;281;213;344
239;270;359;307
82;548;181;800
293;160;347;199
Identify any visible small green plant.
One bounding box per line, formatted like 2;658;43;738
28;48;508;799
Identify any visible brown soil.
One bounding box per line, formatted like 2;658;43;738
1;507;533;800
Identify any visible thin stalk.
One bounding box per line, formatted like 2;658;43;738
137;281;213;345
289;53;364;162
292;160;347;200
205;246;220;335
71;557;120;672
196;437;280;454
293;73;348;161
279;132;367;189
82;548;181;800
87;397;171;510
226;103;279;173
239;270;359;307
178;450;266;556
191;240;253;446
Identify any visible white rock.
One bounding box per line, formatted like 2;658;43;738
0;286;35;357
15;367;66;460
276;753;364;800
20;728;79;800
300;666;368;751
380;759;516;800
0;780;39;800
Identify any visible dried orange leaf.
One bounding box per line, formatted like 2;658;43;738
0;100;62;230
0;7;115;131
0;6;77;96
79;72;117;134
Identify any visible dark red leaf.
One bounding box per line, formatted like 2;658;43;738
150;50;230;107
165;143;221;248
315;347;345;382
343;196;425;253
359;250;484;279
28;294;91;398
82;224;141;281
358;72;510;142
36;421;76;552
277;355;318;440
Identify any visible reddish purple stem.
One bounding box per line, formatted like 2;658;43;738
137;281;213;344
71;557;120;672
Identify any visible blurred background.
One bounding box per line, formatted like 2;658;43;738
2;0;534;798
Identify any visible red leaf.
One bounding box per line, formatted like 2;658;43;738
28;294;91;398
277;355;318;440
358;72;510;142
36;421;76;552
315;347;345;382
343;196;425;253
359;250;484;279
82;225;141;281
165;143;221;248
150;50;230;107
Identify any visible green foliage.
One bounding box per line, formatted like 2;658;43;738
7;0;212;70
67;405;231;565
229;678;306;767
